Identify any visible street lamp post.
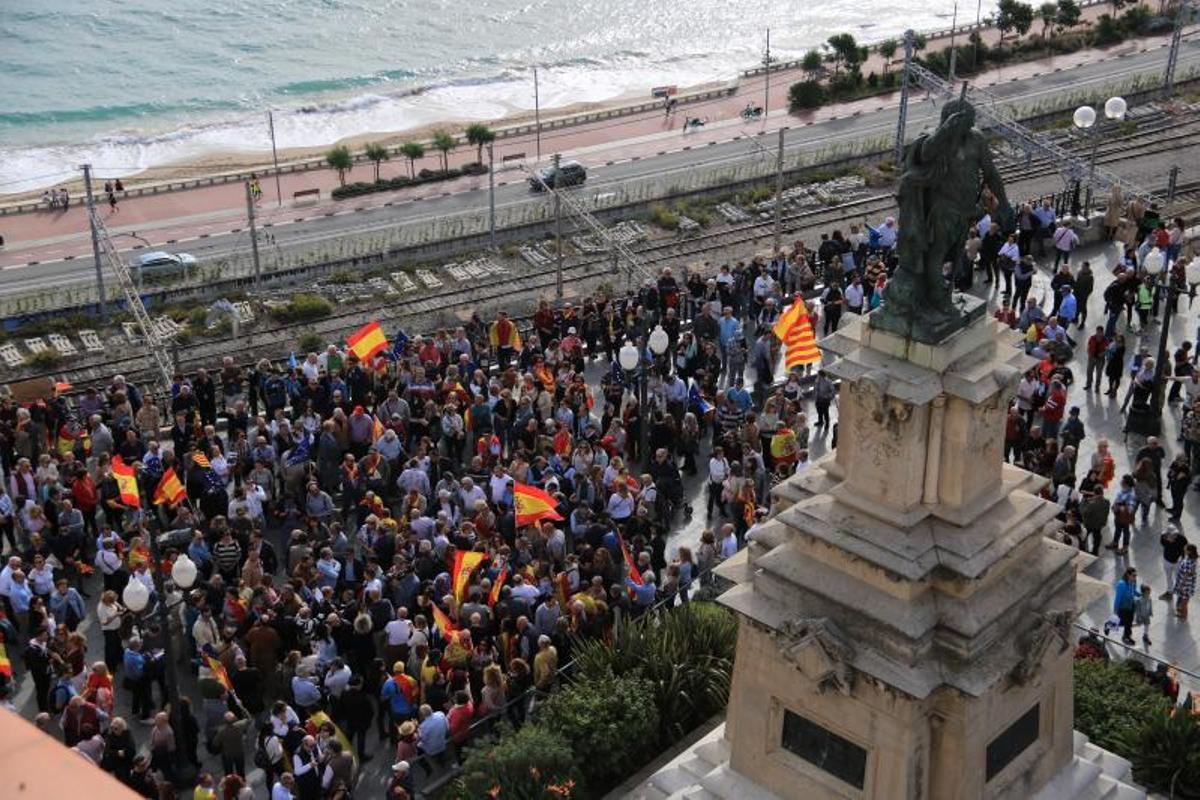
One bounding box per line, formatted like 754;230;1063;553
123;551;198;734
618;341;643;463
645;326;671;466
1072;97;1127;215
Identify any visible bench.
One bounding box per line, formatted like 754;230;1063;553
293;188;320;204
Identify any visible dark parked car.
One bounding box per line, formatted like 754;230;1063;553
529;160;587;191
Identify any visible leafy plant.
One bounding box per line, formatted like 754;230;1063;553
1093;13;1125;44
826;33;862;74
432;130;456;172
571;602;737;746
364;142;389;183
1115;708;1200;798
465;123;496;164
26;348;62;369
789;79;827;111
297;330;323;354
878;39;897;74
801;50;824;75
1073;658;1172;757
537;672;659;789
325;145;353;186
1056;0;1081;31
648;203;680;231
997;0;1036;39
400;141;425;178
267;294;332;324
452;724;580;800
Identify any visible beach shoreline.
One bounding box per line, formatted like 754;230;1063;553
0;0;1113;204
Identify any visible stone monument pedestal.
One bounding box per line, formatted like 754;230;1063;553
689;310;1128;800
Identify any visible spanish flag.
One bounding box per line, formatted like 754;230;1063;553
0;636;11;678
773;296;821;369
153;467;187;506
371;415;385;443
430;603;458;642
488;563;508;607
619;534;644;586
451;550;487;604
203;653;232;691
111;456;140;507
513;482;563;527
347;320;388;361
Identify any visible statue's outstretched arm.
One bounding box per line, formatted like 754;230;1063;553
980;143;1008;211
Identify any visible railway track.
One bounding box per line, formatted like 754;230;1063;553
19;109;1200;390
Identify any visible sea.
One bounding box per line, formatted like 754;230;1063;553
0;0;985;195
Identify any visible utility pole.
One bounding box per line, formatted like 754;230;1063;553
1165;0;1188;96
764;28;771;117
974;0;983;70
81;164;109;321
267;111;283;207
534;67;542;162
948;1;960;81
1168;165;1181;203
894;30;916;167
488;142;497;250
553;153;563;299
773;127;786;253
245;180;261;288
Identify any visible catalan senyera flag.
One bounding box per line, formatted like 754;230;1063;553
192;452;211;470
371;415;385;443
773;295;821;369
111;456;140;507
203;653;232;691
513;482;563;527
153;467;187;506
430;603;457;643
0;637;11;679
488;563;508;607
347;320;388;361
451;550;487;604
555;572;572;608
619;534;644;586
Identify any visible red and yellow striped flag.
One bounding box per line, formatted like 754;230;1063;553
346;320;388;361
555;572;572;608
111;456;140;507
153;467;187;506
0;637;11;678
430;604;457;642
203;654;232;691
371;415;385;443
773;296;820;369
451;550;487;604
619;534;644;586
488;563;508;607
192;452;211;470
513;482;563;527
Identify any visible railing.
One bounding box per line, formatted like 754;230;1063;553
1072;622;1200;700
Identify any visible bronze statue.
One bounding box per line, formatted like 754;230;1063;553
871;93;1009;343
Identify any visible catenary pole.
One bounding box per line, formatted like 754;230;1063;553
81;164;109;321
268;111;283;207
553;153;563;299
246;180;261;288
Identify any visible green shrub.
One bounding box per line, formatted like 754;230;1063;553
1116;708;1200;797
1093;13;1125;45
537;672;659;789
789;80;826;111
268;294;332;324
452;723;580;800
26;348;62;369
572;602;737;746
648;203;680;231
296;330;323;354
1073;658;1172;758
1119;4;1151;34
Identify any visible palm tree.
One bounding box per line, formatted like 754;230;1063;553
878;39;898;75
325;145;353;186
364;142;389;182
431;130;456;172
1039;1;1057;42
464;123;495;165
399;141;424;178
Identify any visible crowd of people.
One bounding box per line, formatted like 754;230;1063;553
0;189;1193;799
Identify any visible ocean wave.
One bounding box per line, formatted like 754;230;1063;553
0;98;242;129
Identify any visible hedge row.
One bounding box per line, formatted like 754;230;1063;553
330;162;489;199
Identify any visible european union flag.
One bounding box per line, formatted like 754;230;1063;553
392;329;410;358
689;383;713;415
286;431;312;467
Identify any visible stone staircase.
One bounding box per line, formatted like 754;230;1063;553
628;725;1145;800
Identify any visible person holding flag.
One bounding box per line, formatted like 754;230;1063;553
488;310;522;368
772;295;821;375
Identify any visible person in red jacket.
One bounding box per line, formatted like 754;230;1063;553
1084;326;1108;392
446;689;475;746
1040;379;1068;440
70;467;99;539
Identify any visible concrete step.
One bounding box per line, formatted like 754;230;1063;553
651;765;707;796
636;783;672;800
693;736;731;768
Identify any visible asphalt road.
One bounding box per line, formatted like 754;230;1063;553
2;37;1198;301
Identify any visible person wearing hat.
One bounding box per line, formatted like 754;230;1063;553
389;760;414;796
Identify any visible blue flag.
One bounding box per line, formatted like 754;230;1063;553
689;383;713;415
392;329;410;358
286;431;312;467
288;352;298;370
